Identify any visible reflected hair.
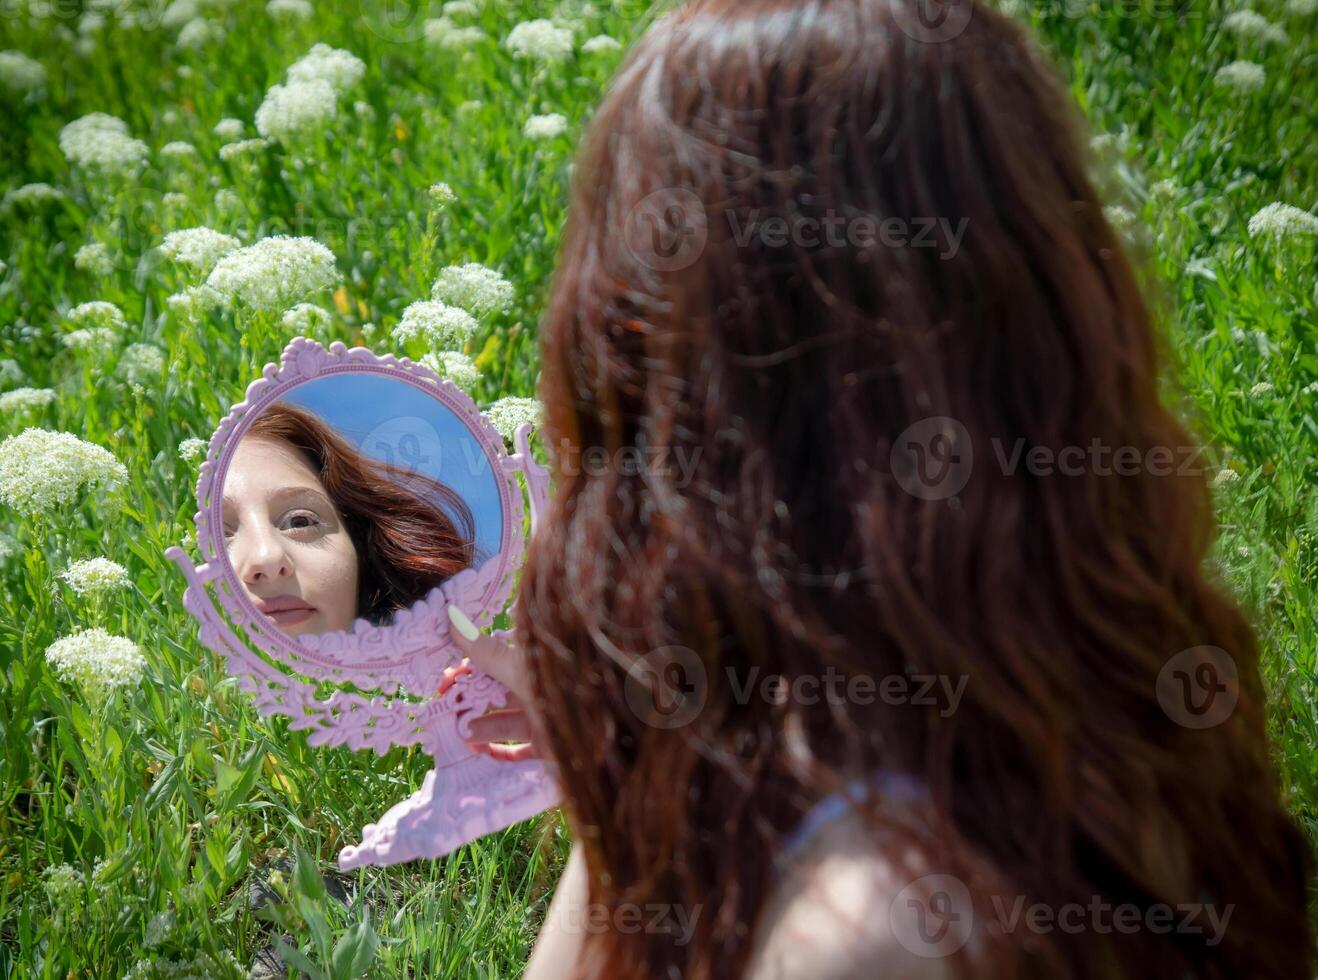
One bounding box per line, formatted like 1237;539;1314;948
246;401;480;626
515;1;1314;979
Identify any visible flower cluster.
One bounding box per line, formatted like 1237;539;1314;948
0;428;128;516
393;300;478;349
58;113;149;177
1215;60;1267;91
0;387;56;414
505;19;574;61
426;17;488;50
431;262;515;316
60;557;130;596
204;236;339;310
421;350;481;392
1223;9;1287;44
485;396;542;441
1248;202;1318;240
74;242;115;275
45;627;146;703
524;112;567;140
0;50;46;92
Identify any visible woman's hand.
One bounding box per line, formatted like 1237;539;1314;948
444;604;541;762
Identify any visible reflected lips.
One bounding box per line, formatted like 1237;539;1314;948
255;595;316;628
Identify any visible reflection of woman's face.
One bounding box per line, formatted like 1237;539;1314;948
222;435;359;636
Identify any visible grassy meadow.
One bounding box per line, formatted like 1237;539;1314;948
1;0;1317;976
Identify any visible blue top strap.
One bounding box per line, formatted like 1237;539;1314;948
778;771;926;866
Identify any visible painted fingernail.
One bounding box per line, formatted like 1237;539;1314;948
447;604;480;641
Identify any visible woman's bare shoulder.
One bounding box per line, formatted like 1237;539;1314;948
743;808;965;980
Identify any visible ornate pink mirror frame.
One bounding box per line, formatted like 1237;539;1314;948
164;338;560;869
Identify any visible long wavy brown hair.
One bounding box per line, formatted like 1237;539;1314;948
514;1;1314;978
245;400;479;626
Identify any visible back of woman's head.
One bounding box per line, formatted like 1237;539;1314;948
517;1;1314;977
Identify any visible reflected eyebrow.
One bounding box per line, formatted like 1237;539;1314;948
221;485;335;511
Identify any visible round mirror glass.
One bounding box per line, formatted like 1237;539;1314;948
213;372;506;648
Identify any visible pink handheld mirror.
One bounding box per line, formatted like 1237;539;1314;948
165;337;560;870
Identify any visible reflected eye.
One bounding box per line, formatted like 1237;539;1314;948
283;510;324;534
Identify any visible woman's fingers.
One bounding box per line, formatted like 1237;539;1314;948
465;708;534;744
467;740;540;762
446;604;531;700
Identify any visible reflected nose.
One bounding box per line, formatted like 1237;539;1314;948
233;524;293;587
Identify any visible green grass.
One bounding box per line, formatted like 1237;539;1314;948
1;0;1316;977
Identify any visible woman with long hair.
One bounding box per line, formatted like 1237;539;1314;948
450;0;1315;977
224;400;478;636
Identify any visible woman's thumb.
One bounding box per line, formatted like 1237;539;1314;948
447;604;527;698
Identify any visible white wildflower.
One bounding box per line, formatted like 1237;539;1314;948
505;19;574;61
1249;381;1275;396
176;17;224;48
42;864;85;903
214;188;242;212
0;50;46;92
45;627;145;702
58;113;149;176
425;17;487;49
1150;179;1179;201
254;79;338;139
162;191;188;208
0;387;56;413
178;437;207;462
484;396;542;440
160;0;202;30
457;99;482;116
1223;9;1287;43
443;0;478;15
60;557;130;596
428;181;456;211
0;359;22;388
431;262;514;316
144;908;176;948
160;226;241;274
524;112;567;140
118;343;165;384
67;300;127;330
0;428;128;516
1212;468;1241;487
393;300;478;349
2;183;64;209
1287;0;1317;13
1248;202;1318;240
1214;60;1266;91
159;140;197;159
204;235;339;310
218;137;270;161
74;242;114;275
422;350;480;392
581;34;622;54
267;0;313;19
62;328;117;354
286;43;365;92
281;302;331;331
1104;205;1138;232
213;117;245;140
167;284;225;323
